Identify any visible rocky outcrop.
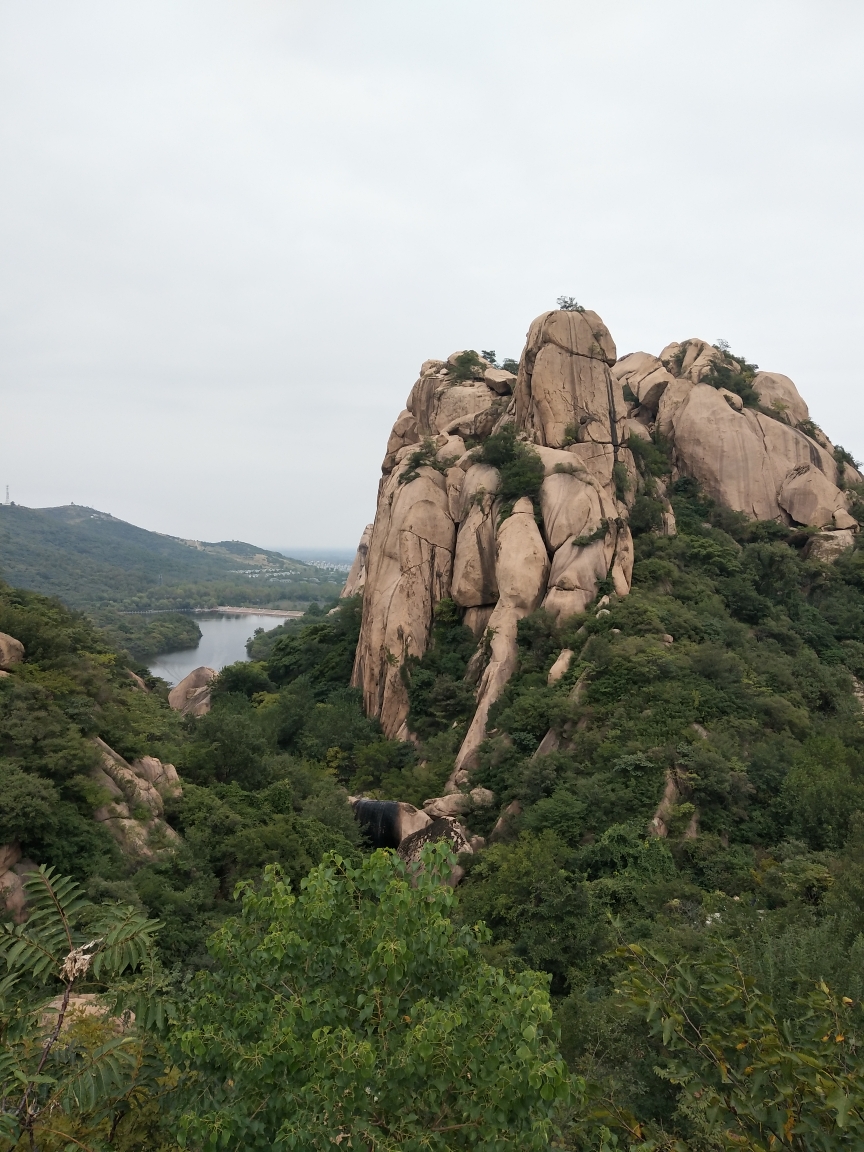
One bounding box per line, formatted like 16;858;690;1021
397;816;475;886
168;666;217;717
613;339;859;530
91;739;180;861
514;309;620;447
0;632;24;670
449;497;550;781
130;755;182;800
0;844;33;923
342;523;374;598
805;530;856;562
351;310;859;792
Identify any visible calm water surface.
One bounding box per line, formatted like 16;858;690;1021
147;613;288;686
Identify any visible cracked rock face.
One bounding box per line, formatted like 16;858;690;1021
345;312;859;774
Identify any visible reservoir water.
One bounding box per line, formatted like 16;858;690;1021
147;612;292;686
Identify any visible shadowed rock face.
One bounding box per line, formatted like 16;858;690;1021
349;311;859;782
351;799;403;848
350;799;431;848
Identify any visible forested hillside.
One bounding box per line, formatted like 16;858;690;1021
2;462;864;1147
0;503;342;612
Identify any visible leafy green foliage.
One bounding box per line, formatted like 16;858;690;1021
0;867;163;1149
834;444;861;490
96;611;202;662
403;599;477;741
265;594;362;696
626;431;672;479
596;942;864;1150
171;845;570;1151
6;444;864;1149
399;437;457;484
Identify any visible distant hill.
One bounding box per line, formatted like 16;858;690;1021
0;504;340;609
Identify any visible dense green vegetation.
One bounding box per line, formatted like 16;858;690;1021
170;845;569;1151
4;454;864;1146
96;610;203;662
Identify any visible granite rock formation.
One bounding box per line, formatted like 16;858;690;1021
341;523;373;598
168;666;217;717
91;739;181;861
346;310;859;793
0;631;24;671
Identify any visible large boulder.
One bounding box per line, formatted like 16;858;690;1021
168;666;218;716
423;793;471;819
515;310;622;448
805;530;856;562
672;385;780;519
0;844;30;923
752;371;809;426
613;351;675;413
451;492;500;607
660;338;724;383
405;359;505;440
130;756;182;800
0;632;24;670
539;470;609;551
396;816;474;886
382;410;419;473
778;464;848;527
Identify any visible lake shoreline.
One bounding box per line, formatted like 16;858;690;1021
147;610;297;686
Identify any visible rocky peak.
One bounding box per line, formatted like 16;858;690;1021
347;308;859;782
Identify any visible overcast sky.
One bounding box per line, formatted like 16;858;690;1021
1;1;862;551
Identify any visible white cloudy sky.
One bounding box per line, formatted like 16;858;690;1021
1;1;862;550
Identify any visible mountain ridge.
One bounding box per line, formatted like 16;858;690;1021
0;502;336;610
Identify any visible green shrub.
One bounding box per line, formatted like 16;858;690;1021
448;348;485;382
629;494;664;535
703;343;761;407
626;430;672;478
476;425;545;519
403;599;477;740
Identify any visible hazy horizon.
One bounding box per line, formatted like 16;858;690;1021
2;1;863;550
